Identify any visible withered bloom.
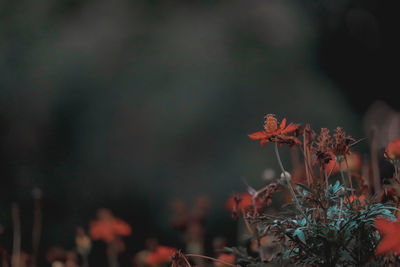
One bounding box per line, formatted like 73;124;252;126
303;124;316;147
248;114;302;147
332;127;354;159
312;128;332;166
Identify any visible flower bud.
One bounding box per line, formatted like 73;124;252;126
280;171;292;182
337;186;346;197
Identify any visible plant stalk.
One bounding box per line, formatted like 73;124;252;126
274;143;308;220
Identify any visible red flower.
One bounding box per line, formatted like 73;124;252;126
89;209;132;243
248;114;301;146
325;152;361;175
343;194;366;206
145;246;177;266
385;138;400;161
375;213;400;256
215;253;235;267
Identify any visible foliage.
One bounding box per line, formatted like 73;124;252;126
226;115;400;266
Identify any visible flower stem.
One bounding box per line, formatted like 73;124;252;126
240;208;254;235
274;143;307;219
11;203;21;267
324;168;329;192
344;157;354;194
338;161;347;189
338;198;343;222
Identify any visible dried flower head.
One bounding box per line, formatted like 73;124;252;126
332;127;354;159
312;128;332;166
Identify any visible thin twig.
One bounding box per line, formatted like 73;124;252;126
303;132;311;186
344;157;354;194
240;209;254;235
32;192;42;267
338;161;348;190
182;253;192;267
327;161;337;179
11;203;21;267
274;143;309;221
370;130;381;193
324;168;329;192
185;254;240;267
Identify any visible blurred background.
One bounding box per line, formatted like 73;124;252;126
0;0;399;266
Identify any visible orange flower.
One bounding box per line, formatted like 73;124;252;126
248;114;302;147
215;253;235;267
89;209;132;243
344;194;366;206
375;213;400;256
145;246;177;266
385;138;400;161
326;152;361;175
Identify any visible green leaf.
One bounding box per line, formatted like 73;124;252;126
293;228;306;244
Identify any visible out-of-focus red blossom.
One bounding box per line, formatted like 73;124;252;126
89;209;132;243
375;213;400;256
248;114;302;147
214;253;235;267
344;194;366;206
326;152;362;175
385;138;400;161
145;246;177;266
225;193;263;214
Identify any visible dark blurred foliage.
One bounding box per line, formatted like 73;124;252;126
0;0;398;266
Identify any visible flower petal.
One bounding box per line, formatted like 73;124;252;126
375;219;400;255
281;123;298;134
248;131;267;140
279;118;287;130
260;138;269;146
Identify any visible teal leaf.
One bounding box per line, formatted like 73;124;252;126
293;228;306;244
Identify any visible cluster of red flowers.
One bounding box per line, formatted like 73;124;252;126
247;114;400;258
